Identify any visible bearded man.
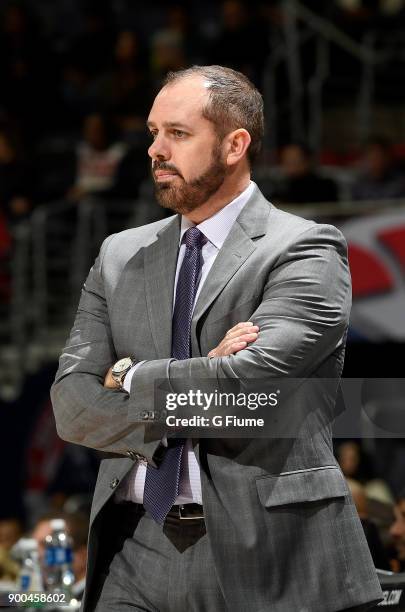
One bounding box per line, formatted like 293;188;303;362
51;65;382;611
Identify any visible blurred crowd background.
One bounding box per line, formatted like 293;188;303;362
1;0;405;598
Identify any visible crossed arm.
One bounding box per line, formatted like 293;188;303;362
51;223;351;463
103;321;260;389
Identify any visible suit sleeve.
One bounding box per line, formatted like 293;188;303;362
127;223;352;422
50;234;165;464
51;222;351;454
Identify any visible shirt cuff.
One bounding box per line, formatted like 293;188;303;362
122;361;146;393
123;360;167;448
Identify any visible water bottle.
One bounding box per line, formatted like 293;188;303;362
43;518;74;598
19;538;43;591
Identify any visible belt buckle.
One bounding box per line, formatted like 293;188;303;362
178;505;204;520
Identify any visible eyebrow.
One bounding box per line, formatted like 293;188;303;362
146;121;192;131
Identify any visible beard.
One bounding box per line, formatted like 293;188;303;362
152;142;227;215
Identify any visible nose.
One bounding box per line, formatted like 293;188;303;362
148;133;170;161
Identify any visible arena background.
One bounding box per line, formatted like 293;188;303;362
0;0;405;607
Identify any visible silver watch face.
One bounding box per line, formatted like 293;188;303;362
113;357;133;374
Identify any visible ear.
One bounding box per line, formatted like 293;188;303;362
225;129;251;166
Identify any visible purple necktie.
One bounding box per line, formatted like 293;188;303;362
143;227;207;524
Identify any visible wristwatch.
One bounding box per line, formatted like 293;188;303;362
111;356;137;388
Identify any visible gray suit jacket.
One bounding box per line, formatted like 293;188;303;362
51;186;382;611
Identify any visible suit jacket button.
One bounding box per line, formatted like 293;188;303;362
110;478;119;489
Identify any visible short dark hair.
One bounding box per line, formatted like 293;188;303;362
163;65;264;165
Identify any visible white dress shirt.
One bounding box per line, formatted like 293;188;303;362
115;180;255;505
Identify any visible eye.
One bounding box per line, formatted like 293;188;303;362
149;130;158;140
173;129;186;138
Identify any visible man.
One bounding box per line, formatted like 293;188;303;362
273;142;339;205
351;136;405;201
390;491;405;572
51;65;382;611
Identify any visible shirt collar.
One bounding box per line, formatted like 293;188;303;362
179;180;255;249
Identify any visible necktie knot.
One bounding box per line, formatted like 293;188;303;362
184;227;207;249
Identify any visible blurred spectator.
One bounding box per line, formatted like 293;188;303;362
389;491;405;572
0;517;23;552
0;515;23;582
0;549;19;582
60;60;99;123
150;5;203;85
333;0;379;28
92;30;151;120
333;0;405;28
272;143;339;205
330;0;405;43
164;4;203;63
208;0;269;86
150;20;187;85
66;113;141;201
337;441;394;504
352;137;405;201
0;127;34;224
338;441;372;482
0;3;55;139
347;478;391;569
32;510;89;598
66;5;115;80
58;3;116;125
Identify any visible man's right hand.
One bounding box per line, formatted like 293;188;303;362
207;321;259;358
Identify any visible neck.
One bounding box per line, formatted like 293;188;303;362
184;170;251;225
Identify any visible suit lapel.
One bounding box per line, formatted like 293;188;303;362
144;215;181;358
143;187;271;359
191;187;271;354
191;224;255;330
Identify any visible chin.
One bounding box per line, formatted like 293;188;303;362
155;186;190;214
156;193;183;213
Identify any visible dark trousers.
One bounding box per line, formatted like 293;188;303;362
92;503;225;612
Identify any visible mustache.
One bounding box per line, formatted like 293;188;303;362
152;161;183;178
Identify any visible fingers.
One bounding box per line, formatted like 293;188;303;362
225;329;259;345
208;339;248;359
208;321;260;358
225;322;259;341
226;340;248;353
225;321;256;335
234;331;259;342
223;334;255;353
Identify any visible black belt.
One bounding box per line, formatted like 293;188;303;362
166;503;204;520
115;501;204;521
